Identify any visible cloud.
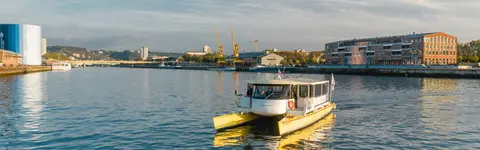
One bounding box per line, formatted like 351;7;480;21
0;0;479;53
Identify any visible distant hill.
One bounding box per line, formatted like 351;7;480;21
45;46;184;61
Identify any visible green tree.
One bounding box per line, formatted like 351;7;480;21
467;56;479;62
287;59;293;65
177;56;185;62
280;59;288;66
457;56;464;62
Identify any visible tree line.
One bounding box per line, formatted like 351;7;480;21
458;40;480;63
178;53;224;63
178;50;326;66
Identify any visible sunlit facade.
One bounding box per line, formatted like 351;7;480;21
325;32;458;65
0;24;42;65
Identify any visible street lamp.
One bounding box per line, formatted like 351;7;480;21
250;40;259;51
0;32;4;50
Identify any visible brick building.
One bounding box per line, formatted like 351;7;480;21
325;32;457;65
0;49;22;66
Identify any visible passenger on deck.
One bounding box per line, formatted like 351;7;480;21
246;85;253;96
266;88;274;97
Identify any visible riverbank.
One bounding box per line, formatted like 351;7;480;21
292;67;480;78
0;66;52;77
111;64;480;79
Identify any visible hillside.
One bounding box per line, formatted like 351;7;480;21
45;46;183;61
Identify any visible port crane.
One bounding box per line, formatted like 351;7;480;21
216;28;223;57
231;27;239;59
230;27;243;66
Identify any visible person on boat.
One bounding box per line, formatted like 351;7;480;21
246;84;253;96
265;87;274;97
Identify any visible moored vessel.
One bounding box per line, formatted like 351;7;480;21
51;62;72;70
213;71;336;136
223;67;236;71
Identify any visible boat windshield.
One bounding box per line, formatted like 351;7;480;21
253;85;290;100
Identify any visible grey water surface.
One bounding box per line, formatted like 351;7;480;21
1;68;479;149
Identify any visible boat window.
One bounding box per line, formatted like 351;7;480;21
322;83;328;96
299;85;308;98
315;84;322;97
292;86;297;98
253;85;290;100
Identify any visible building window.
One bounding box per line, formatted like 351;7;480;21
402;45;411;49
392;51;402;56
383;46;391;49
345;53;352;57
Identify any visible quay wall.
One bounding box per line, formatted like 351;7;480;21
111;64;480;79
291;67;480;78
0;66;52;77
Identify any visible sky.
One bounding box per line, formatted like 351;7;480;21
0;0;479;53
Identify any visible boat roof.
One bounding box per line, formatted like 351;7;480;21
250;78;329;85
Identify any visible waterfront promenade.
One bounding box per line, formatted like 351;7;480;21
0;66;52;76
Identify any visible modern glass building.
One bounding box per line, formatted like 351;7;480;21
0;24;42;65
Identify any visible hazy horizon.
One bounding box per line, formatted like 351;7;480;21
1;0;479;53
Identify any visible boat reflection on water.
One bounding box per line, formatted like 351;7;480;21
213;114;336;149
213;126;253;147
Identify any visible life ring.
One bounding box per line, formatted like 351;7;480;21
288;101;295;109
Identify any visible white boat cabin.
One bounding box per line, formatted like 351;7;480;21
237;78;332;117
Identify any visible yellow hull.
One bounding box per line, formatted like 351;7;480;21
213;112;260;130
278;102;336;135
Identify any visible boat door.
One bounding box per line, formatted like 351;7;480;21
237;83;253;108
295;85;312;111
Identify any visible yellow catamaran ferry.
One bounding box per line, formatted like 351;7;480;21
213;72;336;136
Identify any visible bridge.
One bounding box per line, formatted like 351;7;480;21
64;60;156;67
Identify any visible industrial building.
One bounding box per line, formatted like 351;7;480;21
185;45;213;56
141;46;149;60
41;38;47;55
0;49;22;66
325;32;457;65
227;51;284;66
0;24;42;65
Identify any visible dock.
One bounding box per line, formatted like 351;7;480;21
0;66;52;77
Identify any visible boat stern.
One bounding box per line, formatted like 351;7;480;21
213;112;260;131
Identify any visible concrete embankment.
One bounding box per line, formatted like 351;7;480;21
290;67;480;78
112;64;480;79
0;66;52;77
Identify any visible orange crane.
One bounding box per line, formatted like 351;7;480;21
216;28;223;57
231;27;239;59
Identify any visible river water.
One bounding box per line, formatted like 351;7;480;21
1;68;479;149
